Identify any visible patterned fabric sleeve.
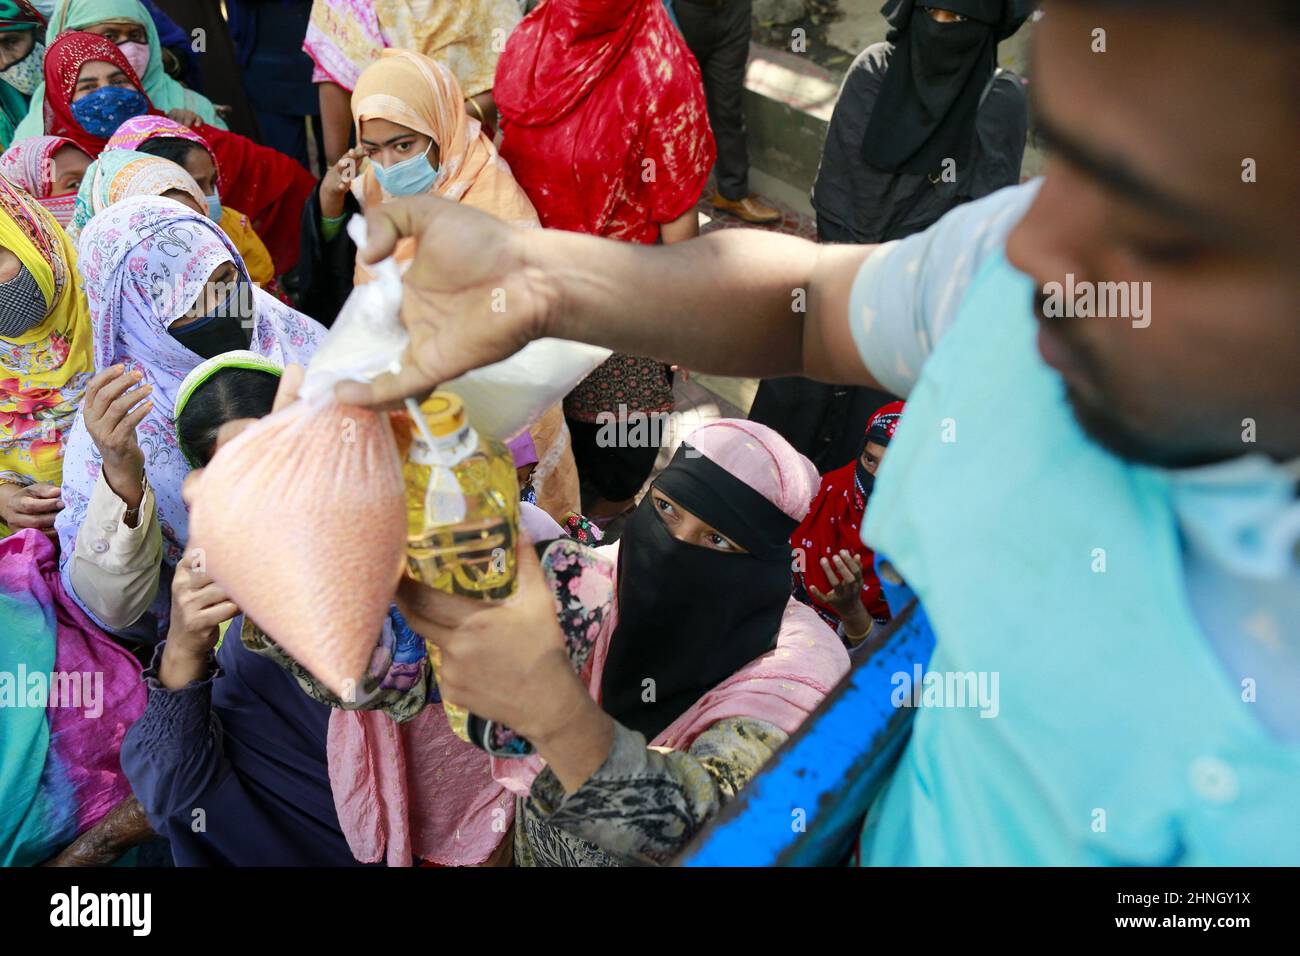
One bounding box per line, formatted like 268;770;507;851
526;716;787;866
239;609;433;724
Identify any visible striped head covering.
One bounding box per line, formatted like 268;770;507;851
68;147;206;240
105;113;222;186
0;133;76;197
0;133;83;225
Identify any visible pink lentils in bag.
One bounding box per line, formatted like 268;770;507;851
188;400;408;696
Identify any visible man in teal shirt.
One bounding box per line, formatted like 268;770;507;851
314;0;1299;864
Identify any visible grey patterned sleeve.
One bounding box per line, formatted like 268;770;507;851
528;716;787;866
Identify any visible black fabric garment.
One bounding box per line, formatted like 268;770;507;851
762;22;1028;468
226;0;319;167
285;182;360;327
748;376;899;474
170;306;253;359
675;0;752;201
861;0;1030;176
151;0;262;141
855;460;876;502
813;45;1028;242
566;415;663;504
601;446;796;740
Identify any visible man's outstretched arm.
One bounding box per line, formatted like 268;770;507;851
526;224;880;386
339;196;883;405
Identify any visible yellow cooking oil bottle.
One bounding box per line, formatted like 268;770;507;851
403;392;519;746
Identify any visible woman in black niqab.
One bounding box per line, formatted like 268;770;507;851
861;0;1033;176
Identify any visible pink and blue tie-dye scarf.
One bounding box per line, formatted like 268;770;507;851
0;529;146;866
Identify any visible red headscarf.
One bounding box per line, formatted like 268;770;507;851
494;0;715;243
41;32;159;157
105;115;316;274
792;401;907;626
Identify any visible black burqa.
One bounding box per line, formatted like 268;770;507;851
862;0;1033;175
600;446;799;742
751;0;1031;474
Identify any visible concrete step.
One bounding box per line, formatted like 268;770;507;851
742;41;839;212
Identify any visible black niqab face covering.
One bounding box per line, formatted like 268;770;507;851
861;0;1031;176
601;445;799;742
855;457;876;502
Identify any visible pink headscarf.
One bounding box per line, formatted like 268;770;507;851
492;539;849;796
105;115;221;184
0;135;85;225
682;419;821;523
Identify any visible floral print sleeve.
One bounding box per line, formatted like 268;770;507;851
522;716;787;867
239;607;432;723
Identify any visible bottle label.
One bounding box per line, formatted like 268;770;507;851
424;462;468;524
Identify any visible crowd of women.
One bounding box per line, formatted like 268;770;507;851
1;0;1029;866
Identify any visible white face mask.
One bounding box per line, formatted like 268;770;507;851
118;40;150;80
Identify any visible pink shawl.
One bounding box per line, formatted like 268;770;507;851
327;705;514;867
492;540;850;795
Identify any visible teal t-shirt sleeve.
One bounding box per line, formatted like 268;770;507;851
846;180;1042;397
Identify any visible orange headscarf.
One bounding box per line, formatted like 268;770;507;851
349;49;537;281
347;50;576;518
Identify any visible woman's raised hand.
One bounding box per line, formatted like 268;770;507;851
158;549;239;690
808;549;867;618
335;195;555;406
320;146;365;220
82;365;151;510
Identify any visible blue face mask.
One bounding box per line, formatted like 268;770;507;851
205;192;222;221
371;143;439;196
70;86;148;138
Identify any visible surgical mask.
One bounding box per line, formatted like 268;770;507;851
0;38;45;96
0;263;48;338
170;279;254;359
70;86;148;138
205;191;222;221
117;40;150;80
371;142;439;196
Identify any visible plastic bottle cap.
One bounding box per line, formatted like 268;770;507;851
421;392;466;437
